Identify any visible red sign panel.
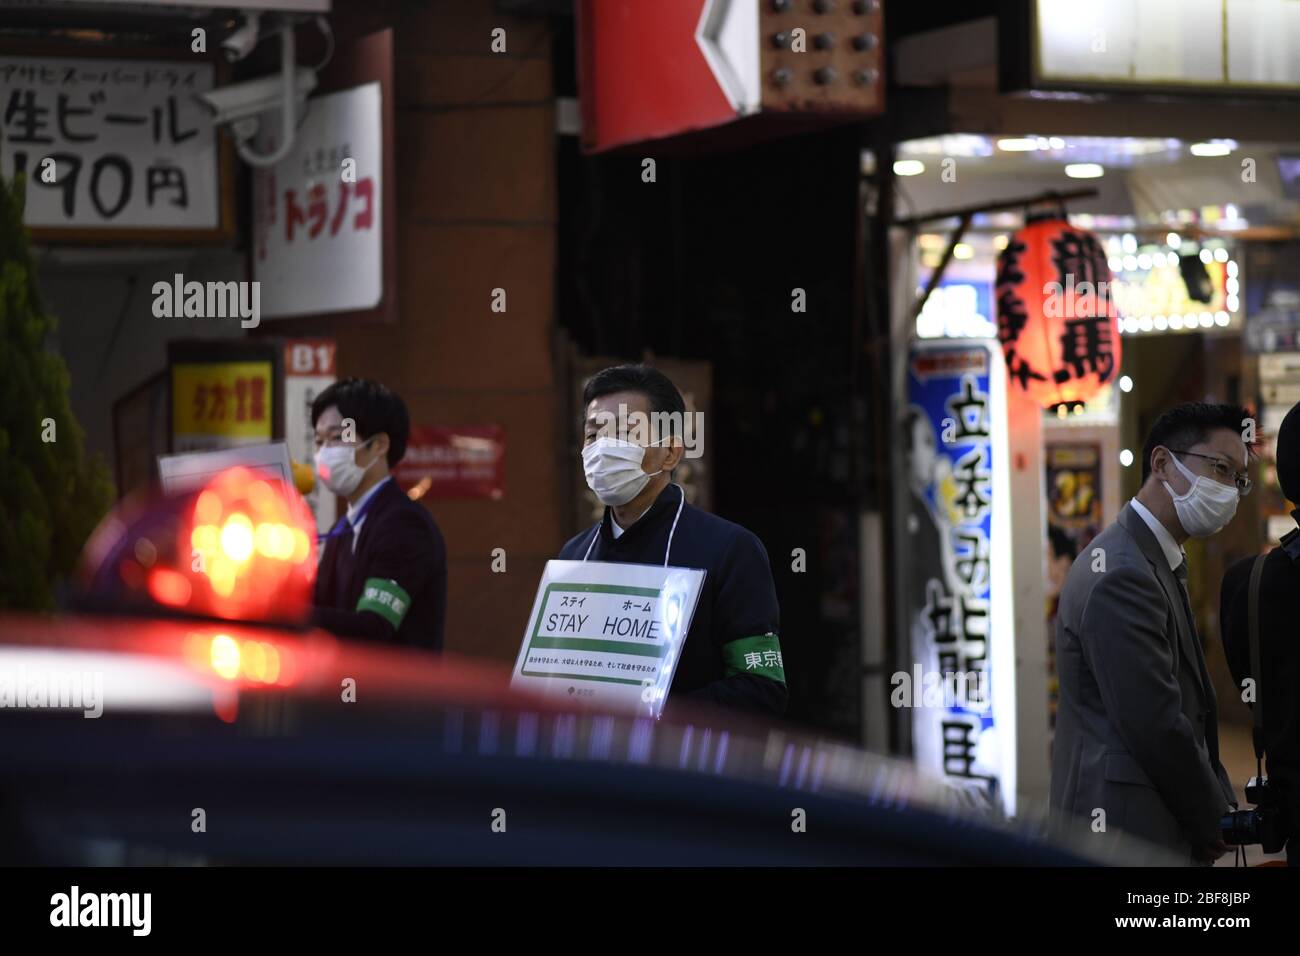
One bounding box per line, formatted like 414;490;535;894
394;426;505;500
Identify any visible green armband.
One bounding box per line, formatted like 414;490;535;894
723;633;786;683
356;578;412;630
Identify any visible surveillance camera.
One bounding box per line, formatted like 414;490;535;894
222;12;262;63
195;68;317;131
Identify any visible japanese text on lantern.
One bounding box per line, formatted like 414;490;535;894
995;219;1121;408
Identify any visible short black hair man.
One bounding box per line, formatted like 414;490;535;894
1051;401;1248;863
559;363;787;716
310;378;447;651
1221;401;1300;865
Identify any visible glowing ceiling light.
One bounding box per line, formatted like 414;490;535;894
997;137;1039;151
1118;375;1133;392
1120;449;1134;467
893;159;925;176
1065;163;1104;179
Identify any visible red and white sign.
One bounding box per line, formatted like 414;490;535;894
253;82;382;318
283;339;336;532
394;426;505;501
577;0;884;153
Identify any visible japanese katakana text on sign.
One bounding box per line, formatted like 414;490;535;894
171;361;274;452
1;56;219;229
253;81;383;319
512;560;706;719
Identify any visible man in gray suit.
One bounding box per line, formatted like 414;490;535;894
1051;402;1249;864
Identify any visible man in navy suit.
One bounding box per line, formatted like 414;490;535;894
310;378;447;651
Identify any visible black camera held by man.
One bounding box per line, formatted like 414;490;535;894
1221;774;1288;854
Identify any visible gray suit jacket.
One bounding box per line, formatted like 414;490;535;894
1050;502;1235;862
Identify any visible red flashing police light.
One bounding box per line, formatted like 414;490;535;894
79;467;317;627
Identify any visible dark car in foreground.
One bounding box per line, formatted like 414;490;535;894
0;467;1142;866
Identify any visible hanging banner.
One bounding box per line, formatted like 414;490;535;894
0;54;224;237
511;560;706;719
901;341;1015;815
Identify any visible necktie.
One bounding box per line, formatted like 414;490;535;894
331;518;356;607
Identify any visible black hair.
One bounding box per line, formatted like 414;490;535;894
1140;401;1253;484
1276;401;1300;503
582;364;686;437
310;377;410;468
1048;525;1076;561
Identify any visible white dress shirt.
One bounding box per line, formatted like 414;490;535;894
1129;497;1185;571
610;503;652;539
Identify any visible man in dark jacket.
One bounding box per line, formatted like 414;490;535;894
1221;401;1300;864
559;364;786;716
310;378;447;651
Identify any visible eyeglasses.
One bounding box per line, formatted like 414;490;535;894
1169;449;1252;496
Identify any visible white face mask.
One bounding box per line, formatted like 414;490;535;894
582;436;665;506
315;439;378;497
1162;451;1239;537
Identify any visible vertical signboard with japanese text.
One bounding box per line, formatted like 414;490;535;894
1044;443;1103;734
0;55;224;236
901;342;1016;815
283;339;337;534
253;82;382;318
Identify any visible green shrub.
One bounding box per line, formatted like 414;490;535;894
0;170;115;610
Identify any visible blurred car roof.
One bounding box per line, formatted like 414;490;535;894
0;613;1133;865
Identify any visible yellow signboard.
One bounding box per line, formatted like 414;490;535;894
172;361;273;450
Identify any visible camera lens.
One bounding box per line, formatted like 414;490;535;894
1220;809;1261;847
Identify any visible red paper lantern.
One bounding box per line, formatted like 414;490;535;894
995;217;1122;408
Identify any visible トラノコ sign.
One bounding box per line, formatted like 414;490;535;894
253;81;383;318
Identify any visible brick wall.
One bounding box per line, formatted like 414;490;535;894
327;0;562;662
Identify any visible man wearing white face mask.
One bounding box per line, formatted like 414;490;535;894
559;364;787;716
309;379;447;651
1051;402;1251;864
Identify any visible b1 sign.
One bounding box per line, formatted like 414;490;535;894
253;82;382;318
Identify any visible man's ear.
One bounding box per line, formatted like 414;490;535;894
1148;445;1166;479
368;432;391;467
663;437;685;472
